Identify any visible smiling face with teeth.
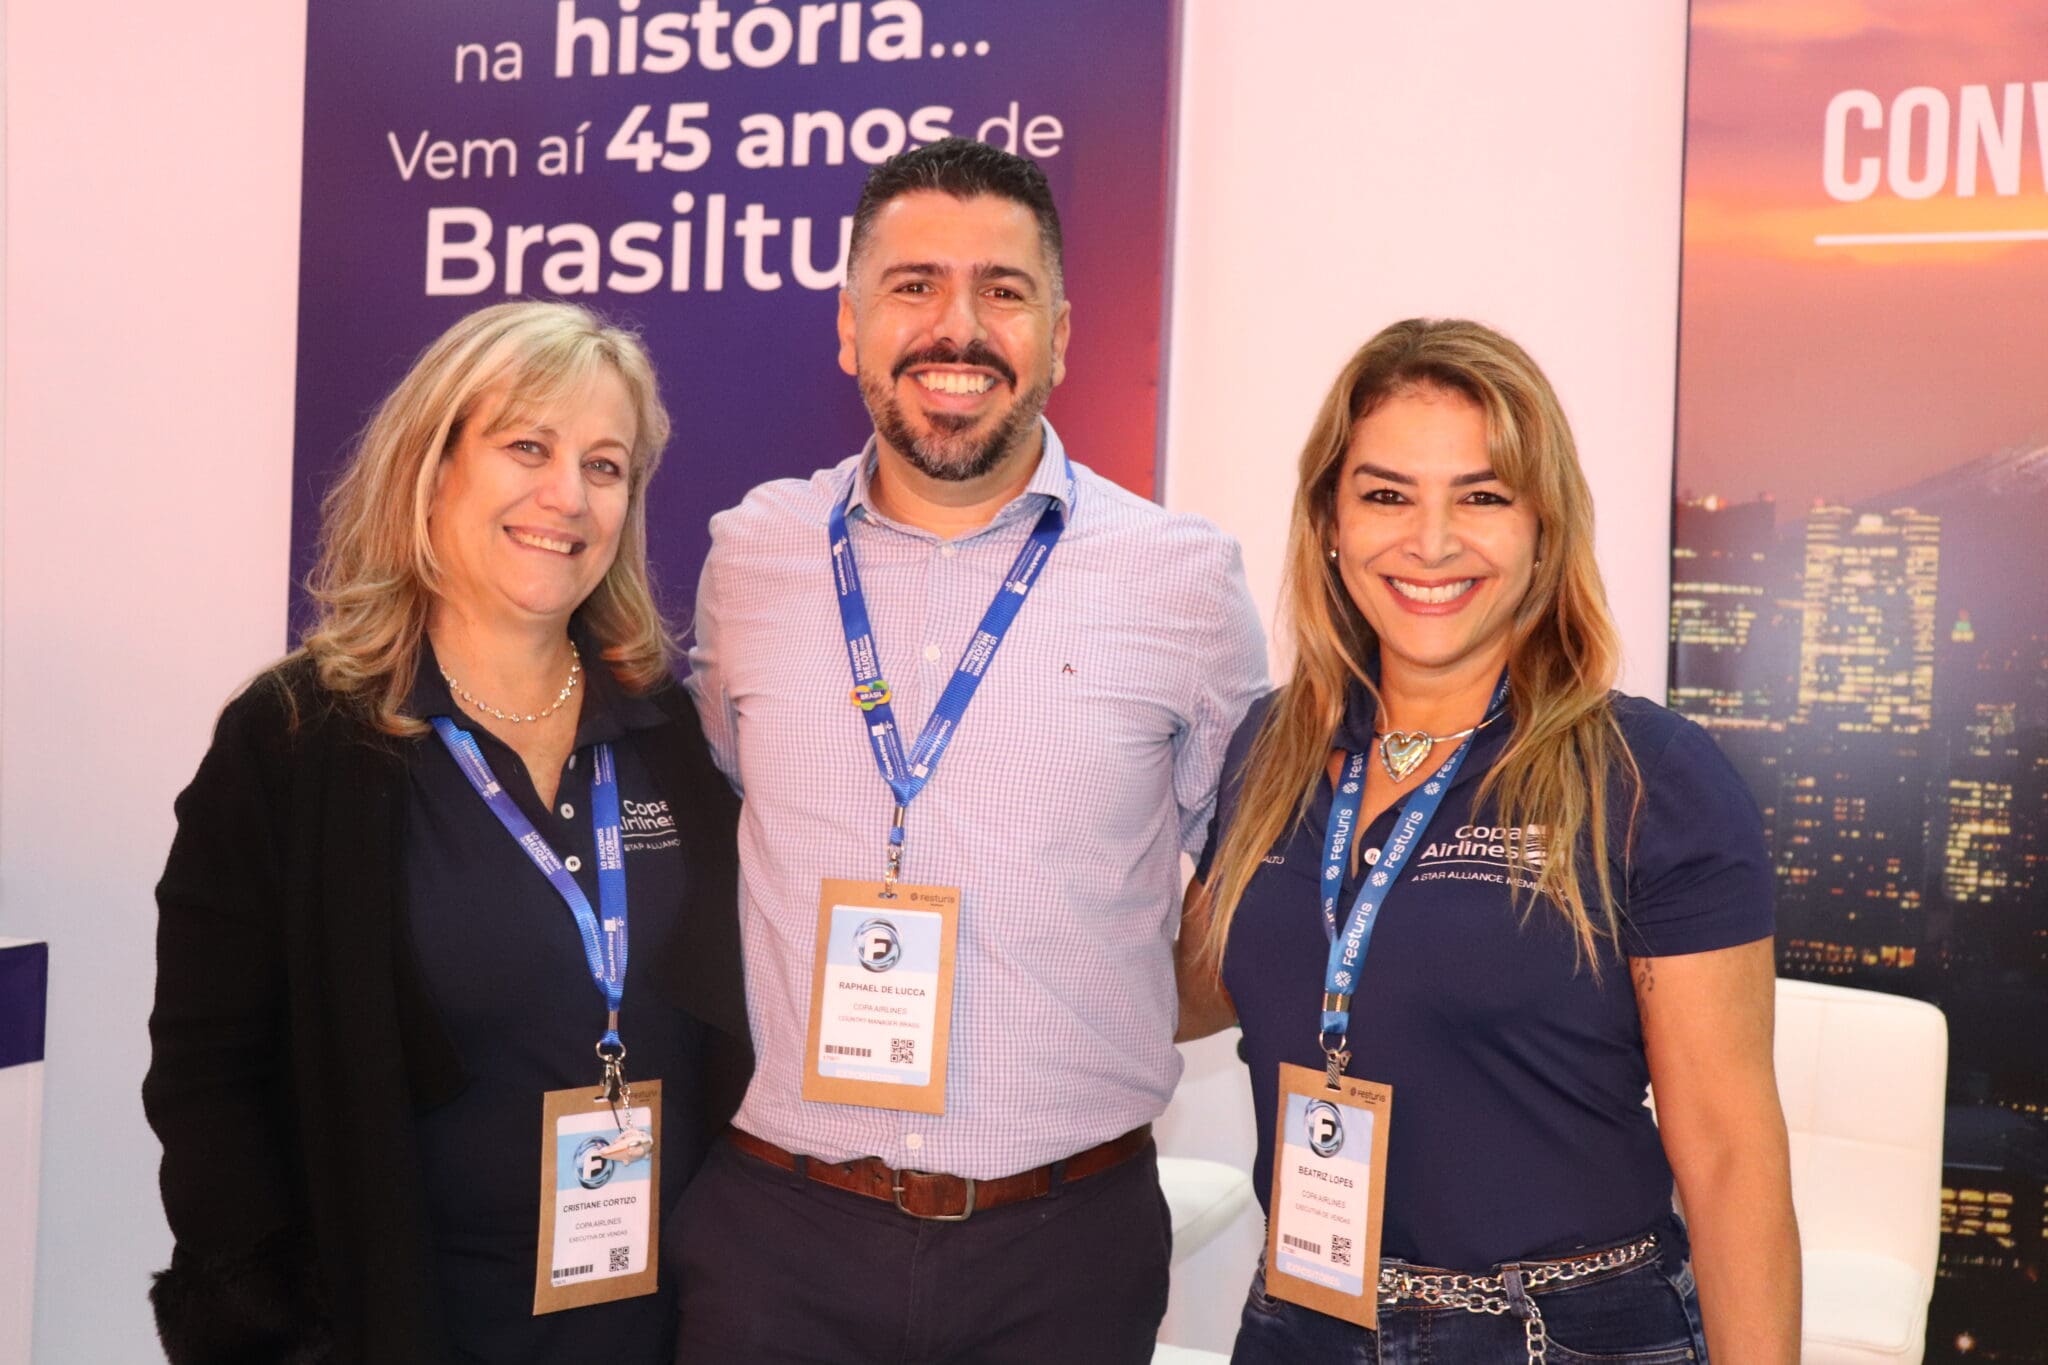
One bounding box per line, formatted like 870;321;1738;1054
1330;384;1540;690
427;368;637;635
838;190;1071;489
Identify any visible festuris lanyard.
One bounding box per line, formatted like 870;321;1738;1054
1316;673;1510;1084
826;458;1073;892
431;717;631;1087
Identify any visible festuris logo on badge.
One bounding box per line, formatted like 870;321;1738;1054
1304;1099;1345;1158
853;917;902;972
574;1136;616;1189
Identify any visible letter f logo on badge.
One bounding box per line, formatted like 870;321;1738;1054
1305;1100;1345;1158
574;1136;616;1190
854;917;902;972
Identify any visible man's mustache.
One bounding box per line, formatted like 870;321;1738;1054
891;342;1017;388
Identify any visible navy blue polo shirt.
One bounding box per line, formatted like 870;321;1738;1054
404;636;701;1363
1202;685;1772;1271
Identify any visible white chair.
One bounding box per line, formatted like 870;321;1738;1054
1774;977;1946;1365
1157;1155;1255;1268
1152;1347;1229;1365
1153;1156;1252;1363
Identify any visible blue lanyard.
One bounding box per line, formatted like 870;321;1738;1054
1316;673;1510;1078
430;717;629;1055
826;456;1073;886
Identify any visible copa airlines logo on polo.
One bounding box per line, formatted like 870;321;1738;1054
1410;823;1549;884
1304;1100;1345;1158
854;917;902;972
619;798;676;851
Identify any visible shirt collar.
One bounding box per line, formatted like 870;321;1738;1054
407;618;667;748
843;418;1076;530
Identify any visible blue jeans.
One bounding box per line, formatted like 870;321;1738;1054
1230;1219;1708;1365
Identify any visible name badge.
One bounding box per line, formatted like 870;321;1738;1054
802;879;959;1114
1264;1063;1391;1329
533;1080;662;1314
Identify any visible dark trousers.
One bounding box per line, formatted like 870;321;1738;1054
671;1136;1173;1364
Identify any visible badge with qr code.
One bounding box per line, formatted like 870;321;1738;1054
802;880;959;1115
532;1080;661;1315
1264;1064;1391;1329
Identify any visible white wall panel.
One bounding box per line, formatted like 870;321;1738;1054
2;4;306;1358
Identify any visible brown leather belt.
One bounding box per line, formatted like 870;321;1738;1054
727;1125;1152;1221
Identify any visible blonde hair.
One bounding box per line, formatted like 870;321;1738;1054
300;301;676;735
1201;318;1639;973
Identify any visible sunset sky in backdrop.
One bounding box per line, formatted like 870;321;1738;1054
1678;0;2048;516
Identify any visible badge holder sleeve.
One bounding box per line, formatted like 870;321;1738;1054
801;878;959;1115
1263;1064;1392;1329
532;1079;663;1314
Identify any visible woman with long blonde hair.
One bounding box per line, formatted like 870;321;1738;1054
145;301;750;1363
1180;318;1798;1362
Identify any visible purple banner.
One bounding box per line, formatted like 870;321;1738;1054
291;0;1179;633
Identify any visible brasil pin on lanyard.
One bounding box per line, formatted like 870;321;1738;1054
800;457;1074;1114
429;717;663;1313
1263;672;1510;1329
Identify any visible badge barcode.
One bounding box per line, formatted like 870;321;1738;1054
551;1263;593;1280
609;1244;632;1273
824;1044;872;1058
1281;1233;1322;1257
1330;1234;1353;1267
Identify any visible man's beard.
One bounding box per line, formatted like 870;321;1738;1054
859;342;1050;483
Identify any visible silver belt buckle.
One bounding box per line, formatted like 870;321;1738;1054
891;1169;977;1221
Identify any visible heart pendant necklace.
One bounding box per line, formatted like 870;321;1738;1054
1375;712;1503;783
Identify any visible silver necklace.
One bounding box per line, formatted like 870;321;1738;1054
442;642;581;725
1373;710;1502;782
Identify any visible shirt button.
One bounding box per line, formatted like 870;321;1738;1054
1364;847;1382;865
564;855;583;872
923;644;942;663
905;1133;924;1151
939;544;958;558
559;802;576;819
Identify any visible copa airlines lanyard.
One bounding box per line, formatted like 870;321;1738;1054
826;458;1073;894
1316;673;1510;1085
430;716;634;1101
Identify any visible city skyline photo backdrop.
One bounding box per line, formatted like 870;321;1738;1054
1675;3;2048;1357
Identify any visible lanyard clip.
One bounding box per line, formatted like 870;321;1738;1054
596;1039;629;1105
1317;1028;1351;1090
880;804;907;897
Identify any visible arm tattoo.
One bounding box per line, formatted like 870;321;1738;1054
1631;956;1654;996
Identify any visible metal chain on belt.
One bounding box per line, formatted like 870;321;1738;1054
1375;1235;1659;1365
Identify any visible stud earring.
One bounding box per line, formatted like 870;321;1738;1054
1326;548;1338;561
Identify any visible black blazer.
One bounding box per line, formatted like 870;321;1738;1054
143;657;751;1364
